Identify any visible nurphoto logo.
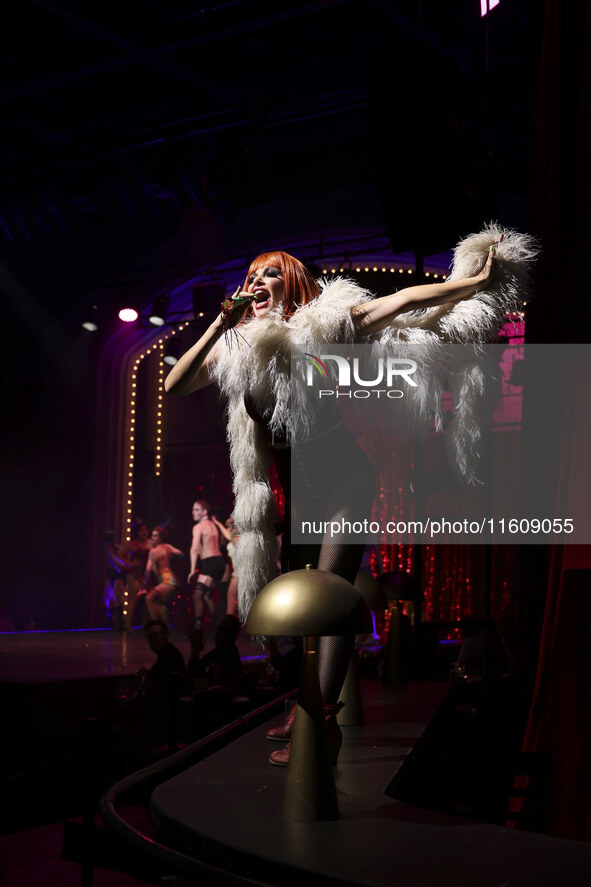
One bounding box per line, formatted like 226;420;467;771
302;352;418;399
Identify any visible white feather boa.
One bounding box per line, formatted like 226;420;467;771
211;223;538;622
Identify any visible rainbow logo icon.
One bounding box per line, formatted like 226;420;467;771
302;353;329;378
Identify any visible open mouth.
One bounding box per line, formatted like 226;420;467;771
252;289;270;308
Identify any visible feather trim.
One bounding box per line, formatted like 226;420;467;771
211;224;537;620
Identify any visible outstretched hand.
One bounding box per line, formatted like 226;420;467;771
474;233;503;289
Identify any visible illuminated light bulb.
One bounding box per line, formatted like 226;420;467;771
331;269;336;274
356;267;360;272
382;267;386;272
434;274;439;278
407;270;412;274
119;307;138;323
364;267;369;272
425;272;430;277
373;266;378;272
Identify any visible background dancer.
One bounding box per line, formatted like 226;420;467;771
140;527;183;624
118;520;152;633
188;500;226;628
212;514;239;616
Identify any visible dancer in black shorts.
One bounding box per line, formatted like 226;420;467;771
188;499;224;627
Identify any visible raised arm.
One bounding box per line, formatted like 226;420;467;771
212;515;233;542
351;245;496;337
164;288;253;396
166;544;183;557
116;540;136;571
140;549;157;592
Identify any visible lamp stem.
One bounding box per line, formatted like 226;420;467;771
283;638;338;821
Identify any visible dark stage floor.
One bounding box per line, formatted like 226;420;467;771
0;627;265;684
149;681;591;887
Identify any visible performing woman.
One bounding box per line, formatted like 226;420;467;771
102;530;126;630
213;515;240;616
118;521;152;633
140;526;183;624
165;224;536;765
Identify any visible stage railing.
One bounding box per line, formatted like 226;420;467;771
97;691;293;886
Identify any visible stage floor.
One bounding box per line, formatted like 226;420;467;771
151;680;591;887
0;627;265;684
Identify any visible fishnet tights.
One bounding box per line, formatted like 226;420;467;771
316;537;365;705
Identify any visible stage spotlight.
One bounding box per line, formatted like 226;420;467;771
119;306;139;323
163;339;181;366
149;294;169;327
82;304;100;331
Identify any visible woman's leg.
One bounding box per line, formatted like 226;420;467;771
226;575;238;615
146;583;172;623
316;539;365;704
217;563;231;615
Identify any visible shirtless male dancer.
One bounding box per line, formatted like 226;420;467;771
189;500;226;628
140;526;183;624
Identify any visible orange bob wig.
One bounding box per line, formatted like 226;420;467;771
243;251;319;317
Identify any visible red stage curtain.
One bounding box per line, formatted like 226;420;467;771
509;0;591;840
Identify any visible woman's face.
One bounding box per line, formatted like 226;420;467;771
246;266;285;318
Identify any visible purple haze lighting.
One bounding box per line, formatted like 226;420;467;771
119;307;139;323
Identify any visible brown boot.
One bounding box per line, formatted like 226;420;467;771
269;742;291;766
268;703;343;766
265;703;297;741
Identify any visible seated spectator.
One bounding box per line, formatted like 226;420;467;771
140;619;186;692
187;615;243;693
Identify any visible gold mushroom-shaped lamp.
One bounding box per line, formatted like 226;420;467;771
337;571;387;726
245;565;371;822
